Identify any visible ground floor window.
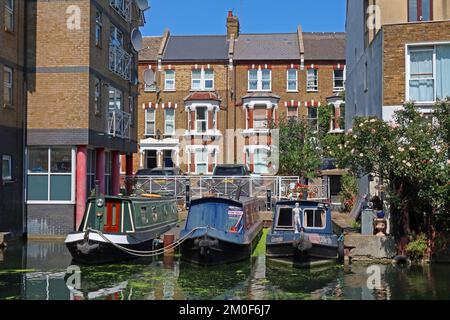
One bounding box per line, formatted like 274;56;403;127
146;150;157;169
2;155;12;181
27;147;74;202
195;149;208;174
164;150;174;168
87;149;96;196
254;148;269;174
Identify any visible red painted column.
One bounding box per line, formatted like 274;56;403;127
267;108;273;127
248;108;254;129
125;154;134;195
249;152;255;173
96;148;105;194
75;146;87;230
112;151;120;195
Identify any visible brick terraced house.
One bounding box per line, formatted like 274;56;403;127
0;0;26;238
24;0;145;237
136;12;346;175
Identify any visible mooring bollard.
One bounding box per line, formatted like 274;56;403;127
164;233;175;255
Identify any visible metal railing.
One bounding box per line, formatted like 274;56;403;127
108;109;131;139
109;44;131;81
109;0;131;22
123;175;329;204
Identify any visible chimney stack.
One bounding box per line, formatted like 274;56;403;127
226;11;239;39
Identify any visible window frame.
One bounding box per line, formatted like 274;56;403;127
108;86;122;110
94;77;101;115
195;149;208;175
195;106;208;133
3;66;13;107
191;68;214;91
164;70;175;91
145;108;155;136
306;68;318;92
333;69;345;92
95;11;103;48
5;0;14;32
252;105;269;130
164;108;175;136
2;155;12;182
287;69;298;92
247;68;272;92
26;147;76;204
307;107;319;133
408;0;433;22
303;208;327;230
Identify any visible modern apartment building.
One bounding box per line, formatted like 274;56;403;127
25;0;144;237
346;0;450;126
0;0;26;238
136;12;346;175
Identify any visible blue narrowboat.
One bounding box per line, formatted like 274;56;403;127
266;200;344;262
179;197;264;265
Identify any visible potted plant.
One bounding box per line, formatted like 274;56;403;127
293;183;309;200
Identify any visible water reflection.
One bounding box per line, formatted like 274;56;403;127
1;241;450;300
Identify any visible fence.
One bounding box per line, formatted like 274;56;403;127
122;175;329;205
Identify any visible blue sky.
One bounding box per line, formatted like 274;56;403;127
141;0;346;36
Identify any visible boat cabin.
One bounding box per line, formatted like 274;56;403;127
272;200;332;235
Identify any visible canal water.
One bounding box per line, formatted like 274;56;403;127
1;240;450;300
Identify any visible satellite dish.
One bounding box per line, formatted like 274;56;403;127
135;0;150;11
131;28;143;51
143;69;155;85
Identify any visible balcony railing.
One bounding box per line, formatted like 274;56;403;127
109;0;131;22
108;109;131;139
109;44;131;81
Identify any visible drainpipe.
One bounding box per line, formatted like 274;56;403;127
22;0;28;237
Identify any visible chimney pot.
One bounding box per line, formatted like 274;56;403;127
228;11;233;18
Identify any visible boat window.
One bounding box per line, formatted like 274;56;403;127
140;206;149;225
304;209;326;228
276;207;294;229
111;203;117;226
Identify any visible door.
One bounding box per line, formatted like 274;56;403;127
104;201;121;233
164;150;174;168
146;150;157;169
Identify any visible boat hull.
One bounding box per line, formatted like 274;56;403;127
180;230;262;266
267;242;339;260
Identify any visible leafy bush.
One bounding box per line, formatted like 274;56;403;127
339;173;357;212
406;233;428;260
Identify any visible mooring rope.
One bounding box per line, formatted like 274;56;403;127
85;226;208;257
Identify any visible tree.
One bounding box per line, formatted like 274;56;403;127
326;101;450;257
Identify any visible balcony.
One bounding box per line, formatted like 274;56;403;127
108;109;131;139
109;0;131;22
109;44;131;81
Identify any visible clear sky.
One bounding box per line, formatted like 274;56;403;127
141;0;346;36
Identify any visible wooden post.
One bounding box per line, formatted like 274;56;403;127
163;233;175;255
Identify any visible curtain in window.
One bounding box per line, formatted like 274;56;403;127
409;50;434;102
436;45;450;100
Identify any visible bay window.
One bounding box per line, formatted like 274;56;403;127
253;106;268;129
307;68;318;91
195;149;208;174
196;107;208;133
408;45;450;103
287;69;298;92
165;109;175;135
254;149;269;174
248;68;271;91
145;108;155;136
27;148;74;202
165;70;175;90
191;69;214;90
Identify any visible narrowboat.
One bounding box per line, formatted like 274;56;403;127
65;194;179;264
179;197;264;265
266;200;344;263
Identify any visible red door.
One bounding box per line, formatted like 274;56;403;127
104;201;121;233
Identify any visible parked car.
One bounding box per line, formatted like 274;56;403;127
212;164;251;177
134;167;183;196
209;165;251;197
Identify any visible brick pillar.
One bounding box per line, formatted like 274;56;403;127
248;108;254;129
249;152;254;173
267;108;273;128
190;152;196;173
190;110;195;131
112;151;120;195
125;154;133;195
208;151;214;173
334;104;341;130
208;110;213;130
96;148;105;194
75;146;87;230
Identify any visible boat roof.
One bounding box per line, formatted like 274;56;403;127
87;195;175;201
275;200;329;207
190;196;261;207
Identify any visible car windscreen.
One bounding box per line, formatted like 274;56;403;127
151;170;174;176
135;169;153;175
213;167;243;176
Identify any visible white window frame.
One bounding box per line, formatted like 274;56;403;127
26;147;76;204
2;155;12;181
287;69;298;92
195;106;208;133
253;105;269;129
195;149;208;175
253;148;269;174
145;108;155;136
306;68;318;92
405;41;450;105
5;0;14;32
110;25;124;47
108;86;122;110
164;108;175;136
307;107;319;133
333;69;345;92
164;70;175;91
191;68;214;91
248;68;272;92
4;66;13;106
303;209;326;230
